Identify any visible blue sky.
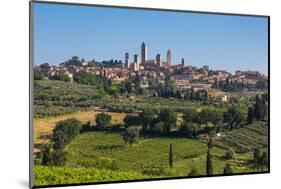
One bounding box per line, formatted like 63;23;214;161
34;2;268;74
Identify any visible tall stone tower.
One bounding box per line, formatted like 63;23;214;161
141;42;147;64
167;49;171;66
134;54;140;71
125;52;130;69
156;54;162;68
203;65;209;72
181;58;185;66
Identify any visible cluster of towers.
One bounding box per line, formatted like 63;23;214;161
124;42;173;71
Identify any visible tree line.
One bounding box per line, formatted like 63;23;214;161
41;118;81;166
215;79;268;92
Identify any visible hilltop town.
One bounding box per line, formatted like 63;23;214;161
35;42;268;102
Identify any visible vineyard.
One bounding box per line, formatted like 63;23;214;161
215;122;268;152
34;131;261;186
33;166;152;186
64;132;258;175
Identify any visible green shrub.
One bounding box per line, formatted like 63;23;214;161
225;148;235;160
122;126;139;146
49;150;67;166
188;167;199;176
142;167;175;176
52;118;81;149
96;113;112;130
152;121;165;135
79;158;119;170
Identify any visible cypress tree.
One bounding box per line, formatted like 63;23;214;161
223;163;233;174
41;145;51;166
254;95;266;120
169;143;173;168
206;149;213;175
253;148;262;162
208;135;213;149
259;152;268;171
247;107;254;124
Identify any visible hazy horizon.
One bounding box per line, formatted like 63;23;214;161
34;2;269;74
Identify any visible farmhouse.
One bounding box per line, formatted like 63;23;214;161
197;133;209;140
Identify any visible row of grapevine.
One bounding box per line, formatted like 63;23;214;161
215;122;268;153
33;166;153;186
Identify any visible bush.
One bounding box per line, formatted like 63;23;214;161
151;121;165;135
182;108;198;123
122;126;139;146
52;72;71;82
80;121;93;132
34;69;45;80
95;158;119;170
96;113;112;130
188;167;199;176
124;115;140;128
52;130;69;149
34;158;42;166
41;147;67;166
225;148;235;160
74;71;103;86
52;118;81;149
108;124;123;132
179;123;193;138
142;167;175;176
50;150;67;166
